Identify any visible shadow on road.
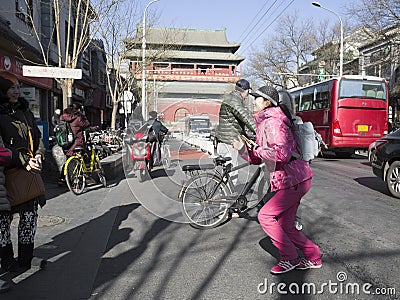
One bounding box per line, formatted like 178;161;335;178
354;176;390;196
0;202;141;299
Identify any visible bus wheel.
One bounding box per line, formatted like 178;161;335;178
334;151;354;158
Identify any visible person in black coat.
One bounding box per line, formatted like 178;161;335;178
0;71;46;276
146;111;168;167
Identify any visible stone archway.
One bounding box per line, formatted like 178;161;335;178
174;108;190;122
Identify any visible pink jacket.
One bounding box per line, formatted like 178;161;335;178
240;106;313;191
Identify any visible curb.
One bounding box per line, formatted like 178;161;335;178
100;152;123;179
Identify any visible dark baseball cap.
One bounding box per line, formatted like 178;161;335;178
236;79;251;90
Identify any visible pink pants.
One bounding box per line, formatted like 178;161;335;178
258;178;320;261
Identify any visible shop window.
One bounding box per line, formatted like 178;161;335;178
16;0;33;26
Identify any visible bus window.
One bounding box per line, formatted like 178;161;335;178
185;115;211;138
314;84;329;109
301;93;313;111
314;93;323;109
339;79;386;100
321;90;329;108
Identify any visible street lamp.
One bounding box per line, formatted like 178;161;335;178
141;0;159;121
312;1;343;77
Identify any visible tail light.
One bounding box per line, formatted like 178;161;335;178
383;122;388;135
375;140;388;151
332;120;342;137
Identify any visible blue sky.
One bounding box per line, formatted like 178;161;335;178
142;0;357;58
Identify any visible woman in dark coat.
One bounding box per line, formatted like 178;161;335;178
0;71;46;272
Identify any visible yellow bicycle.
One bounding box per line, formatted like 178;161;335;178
63;136;107;195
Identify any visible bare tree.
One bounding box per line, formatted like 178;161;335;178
96;0;141;130
23;0;118;109
247;12;317;89
348;0;400;33
347;0;400;68
96;1;183;129
247;11;358;88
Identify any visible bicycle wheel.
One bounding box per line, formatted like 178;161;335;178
240;168;269;211
180;173;232;229
65;157;86;195
161;144;171;169
95;157;107;187
248;174;268;210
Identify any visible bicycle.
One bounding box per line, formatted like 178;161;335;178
63;132;107;195
161;140;171;169
179;156;269;229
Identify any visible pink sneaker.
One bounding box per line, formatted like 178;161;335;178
270;258;300;274
296;257;322;270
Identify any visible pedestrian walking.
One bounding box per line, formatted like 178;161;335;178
216;79;256;184
231;85;322;274
60;103;90;157
0;71;47;274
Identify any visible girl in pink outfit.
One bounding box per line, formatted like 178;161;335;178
232;85;322;275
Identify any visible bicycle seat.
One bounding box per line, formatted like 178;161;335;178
214;156;231;165
181;164;215;172
73;147;85;153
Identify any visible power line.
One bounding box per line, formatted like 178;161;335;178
240;0;295;55
239;0;279;46
238;0;274;41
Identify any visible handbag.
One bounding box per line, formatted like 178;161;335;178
4;117;45;206
5;168;45;206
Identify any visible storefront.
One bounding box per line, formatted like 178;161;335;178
0;51;53;121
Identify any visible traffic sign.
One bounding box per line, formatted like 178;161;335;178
23;66;82;79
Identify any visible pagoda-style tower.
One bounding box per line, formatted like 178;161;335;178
125;27;245;123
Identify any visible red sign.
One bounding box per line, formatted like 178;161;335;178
0;52;52;89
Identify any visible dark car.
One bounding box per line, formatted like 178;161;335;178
368;140;377;162
371;129;400;198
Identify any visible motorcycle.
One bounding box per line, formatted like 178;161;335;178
124;125;152;182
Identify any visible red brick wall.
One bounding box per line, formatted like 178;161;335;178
157;100;221;123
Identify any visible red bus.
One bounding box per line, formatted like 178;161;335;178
290;75;388;158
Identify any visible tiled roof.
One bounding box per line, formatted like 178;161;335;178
127;27;241;49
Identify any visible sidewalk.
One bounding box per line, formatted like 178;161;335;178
0;150;127;299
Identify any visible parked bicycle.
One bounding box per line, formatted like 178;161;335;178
63;131;107;194
179;156;269;229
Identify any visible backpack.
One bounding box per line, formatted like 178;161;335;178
290;116;322;162
54;120;75;149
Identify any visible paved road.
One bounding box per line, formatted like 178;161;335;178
1;140;398;299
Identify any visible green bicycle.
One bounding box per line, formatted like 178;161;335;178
63;134;107;195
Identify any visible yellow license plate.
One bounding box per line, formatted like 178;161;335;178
358;125;369;132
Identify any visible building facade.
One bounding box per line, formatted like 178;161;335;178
358;28;400;123
125;27;245;124
0;0;109;143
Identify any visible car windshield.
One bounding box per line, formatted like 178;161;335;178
190;120;209;130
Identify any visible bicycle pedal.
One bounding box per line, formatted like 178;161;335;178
238;206;248;212
231;212;240;218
